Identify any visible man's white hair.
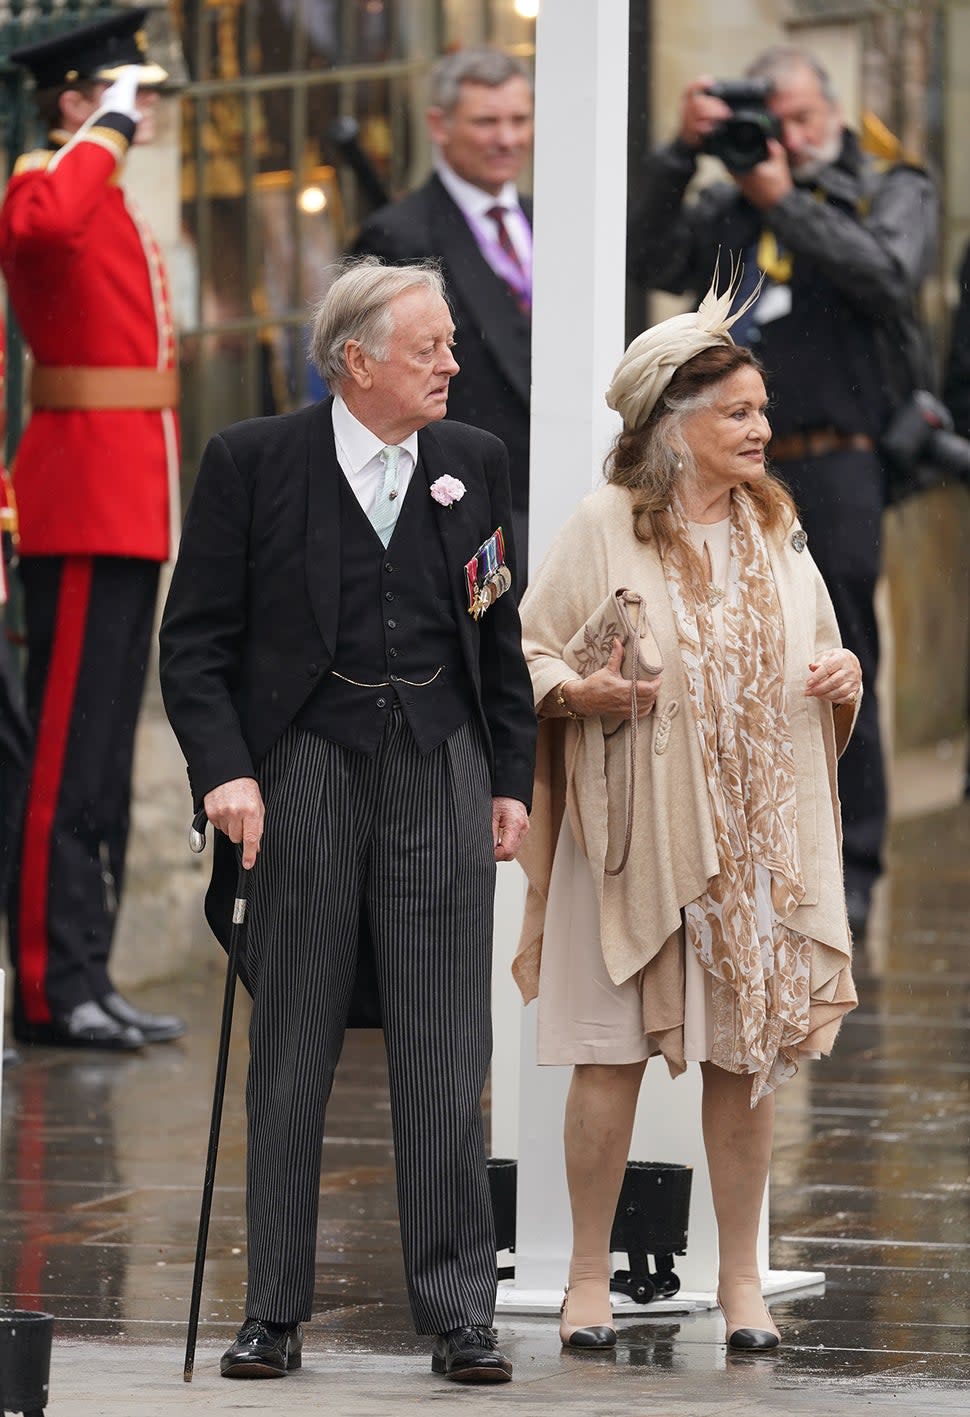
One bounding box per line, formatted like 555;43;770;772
309;258;448;388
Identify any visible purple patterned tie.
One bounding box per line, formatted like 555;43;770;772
487;205;531;313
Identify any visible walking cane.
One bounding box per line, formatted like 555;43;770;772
183;808;250;1383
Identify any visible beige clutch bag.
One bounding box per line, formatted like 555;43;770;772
562;589;662;682
562;590;662;876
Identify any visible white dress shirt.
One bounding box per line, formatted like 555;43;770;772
331;395;419;516
434;156;532;271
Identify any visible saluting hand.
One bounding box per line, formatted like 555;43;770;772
563;637;662;720
203;776;265;869
100;65;143;123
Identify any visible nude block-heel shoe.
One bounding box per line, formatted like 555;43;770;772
559;1287;617;1349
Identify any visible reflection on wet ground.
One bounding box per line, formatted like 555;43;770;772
0;802;967;1410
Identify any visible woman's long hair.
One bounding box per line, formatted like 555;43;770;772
605;344;797;549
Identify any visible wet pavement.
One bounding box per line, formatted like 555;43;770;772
1;794;968;1413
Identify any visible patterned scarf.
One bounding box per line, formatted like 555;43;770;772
662;489;813;1104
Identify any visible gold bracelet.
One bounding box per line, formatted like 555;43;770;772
556;680;582;720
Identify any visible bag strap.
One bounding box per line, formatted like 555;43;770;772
604;594;640;876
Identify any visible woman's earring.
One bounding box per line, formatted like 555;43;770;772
675;458;684;472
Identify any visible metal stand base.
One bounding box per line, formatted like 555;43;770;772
495;1268;825;1317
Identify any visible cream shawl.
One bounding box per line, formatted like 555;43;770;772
514;483;857;1081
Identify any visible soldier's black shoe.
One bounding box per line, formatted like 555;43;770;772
220;1318;303;1378
99;991;185;1043
431;1326;512;1383
14;1000;145;1051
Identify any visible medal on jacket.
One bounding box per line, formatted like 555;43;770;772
465;527;510;619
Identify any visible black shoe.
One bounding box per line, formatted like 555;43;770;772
220;1318;303;1378
14;1000;145;1051
559;1287;616;1349
718;1300;780;1352
845;889;870;939
726;1325;781;1351
99;991;185;1044
431;1325;512;1383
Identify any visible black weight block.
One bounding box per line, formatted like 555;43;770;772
609;1161;692;1256
0;1309;53;1414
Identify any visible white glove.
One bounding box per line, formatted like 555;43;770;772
100;65;143;122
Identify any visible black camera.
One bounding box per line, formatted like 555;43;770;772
881;390;970;496
701;79;782;173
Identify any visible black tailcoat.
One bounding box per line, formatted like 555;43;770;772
159;399;536;1004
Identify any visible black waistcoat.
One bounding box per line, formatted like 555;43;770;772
296;462;475;754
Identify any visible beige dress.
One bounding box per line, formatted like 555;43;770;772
518;483;857;1087
537;517;738;1066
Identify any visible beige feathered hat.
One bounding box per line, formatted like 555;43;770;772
606;263;761;431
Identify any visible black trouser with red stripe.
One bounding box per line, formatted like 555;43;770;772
0;621;30;906
7;555;160;1024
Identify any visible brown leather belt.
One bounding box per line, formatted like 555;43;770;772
30;365;179;411
769;429;874;463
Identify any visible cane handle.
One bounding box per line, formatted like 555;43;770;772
189;808;208;854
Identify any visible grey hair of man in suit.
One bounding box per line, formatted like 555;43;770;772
309;257;448;389
429;46;532;113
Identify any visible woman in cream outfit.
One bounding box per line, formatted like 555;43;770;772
515;278;859;1353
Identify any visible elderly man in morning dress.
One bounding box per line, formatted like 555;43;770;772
514;273;859;1354
161;259;535;1385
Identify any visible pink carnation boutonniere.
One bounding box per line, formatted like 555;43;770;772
430;475;466;508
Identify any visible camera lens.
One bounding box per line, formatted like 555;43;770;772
716;118;770;172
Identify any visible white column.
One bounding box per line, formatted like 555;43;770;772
490;0;630;1172
495;0;634;1310
492;0;822;1317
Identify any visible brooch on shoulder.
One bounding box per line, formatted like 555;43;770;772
791;528;808;553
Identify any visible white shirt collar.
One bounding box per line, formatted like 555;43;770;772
332;394;419;473
434;154;520;221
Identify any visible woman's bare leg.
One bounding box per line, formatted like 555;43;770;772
562;1059;647;1329
700;1061;779;1336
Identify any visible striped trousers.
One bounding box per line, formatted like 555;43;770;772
244;713;498;1333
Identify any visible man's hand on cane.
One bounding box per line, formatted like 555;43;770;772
203;777;265;868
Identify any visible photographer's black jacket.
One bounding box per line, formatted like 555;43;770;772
628;130;937;458
943;241;970;442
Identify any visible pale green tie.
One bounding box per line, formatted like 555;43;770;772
370;445;402;548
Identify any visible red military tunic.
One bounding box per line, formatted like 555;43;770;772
0;114;177;559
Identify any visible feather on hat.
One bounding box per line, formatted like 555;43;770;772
606;261;762;431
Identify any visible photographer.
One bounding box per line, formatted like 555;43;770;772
628;45;938;936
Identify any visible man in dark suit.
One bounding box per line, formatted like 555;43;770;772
354;47;533;566
159;260;535;1384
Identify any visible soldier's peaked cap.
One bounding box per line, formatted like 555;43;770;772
9;8;168;89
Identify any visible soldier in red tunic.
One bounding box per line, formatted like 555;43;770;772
1;10;184;1048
